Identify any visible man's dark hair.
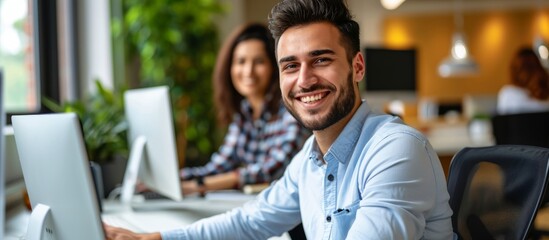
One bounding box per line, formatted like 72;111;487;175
268;0;360;61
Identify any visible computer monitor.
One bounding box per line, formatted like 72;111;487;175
0;69;5;238
11;113;105;240
120;86;182;204
362;47;418;113
364;47;417;93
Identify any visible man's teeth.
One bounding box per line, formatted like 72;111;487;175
301;94;323;103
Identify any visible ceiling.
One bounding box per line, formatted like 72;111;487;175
386;0;547;13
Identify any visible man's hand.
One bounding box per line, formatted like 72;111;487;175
104;223;162;240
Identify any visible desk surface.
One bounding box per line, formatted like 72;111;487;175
407;117;494;156
5;192;291;240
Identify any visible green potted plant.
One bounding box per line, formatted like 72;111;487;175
111;0;225;167
43;80;128;197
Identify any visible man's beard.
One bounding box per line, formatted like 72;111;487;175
284;71;356;131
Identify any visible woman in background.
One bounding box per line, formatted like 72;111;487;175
179;23;310;195
497;47;549;114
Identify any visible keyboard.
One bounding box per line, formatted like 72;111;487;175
139;191;171;200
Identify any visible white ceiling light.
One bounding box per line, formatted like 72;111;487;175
381;0;405;10
439;32;479;77
533;0;549;71
438;0;479;78
534;36;549;70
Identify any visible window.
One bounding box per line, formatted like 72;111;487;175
0;0;39;113
1;0;62;124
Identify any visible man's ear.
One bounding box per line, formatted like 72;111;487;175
353;52;365;82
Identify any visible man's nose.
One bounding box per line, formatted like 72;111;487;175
297;65;318;89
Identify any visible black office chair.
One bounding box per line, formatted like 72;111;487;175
491;111;549;238
447;145;549;240
491;111;549;148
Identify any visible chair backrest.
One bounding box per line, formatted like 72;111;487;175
491;111;549;148
447;145;549;240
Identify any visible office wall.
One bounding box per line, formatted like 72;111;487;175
215;0;245;41
244;0;277;24
383;8;549;103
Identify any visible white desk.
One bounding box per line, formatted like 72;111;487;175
426;121;494;156
406;117;494;156
4;192;291;240
4;204;29;240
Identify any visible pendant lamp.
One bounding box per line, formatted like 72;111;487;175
381;0;405;10
533;0;549;70
534;36;549;70
438;0;479;77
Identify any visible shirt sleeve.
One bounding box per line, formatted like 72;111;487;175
161;154;304;240
180;121;241;180
236;112;310;186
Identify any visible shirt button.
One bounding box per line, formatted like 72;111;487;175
327;174;334;181
326;215;332;222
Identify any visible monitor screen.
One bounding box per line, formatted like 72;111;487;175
11;113;105;239
121;86;182;202
364;47;417;92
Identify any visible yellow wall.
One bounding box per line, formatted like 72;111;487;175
383;8;549;103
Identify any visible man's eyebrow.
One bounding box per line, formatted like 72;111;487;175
278;55;296;64
310;49;335;57
279;49;335;65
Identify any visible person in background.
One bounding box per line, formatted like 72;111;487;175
179;23;310;196
105;0;452;239
497;47;549;115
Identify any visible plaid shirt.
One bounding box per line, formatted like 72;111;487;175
180;100;310;187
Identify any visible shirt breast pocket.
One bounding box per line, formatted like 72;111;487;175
332;200;360;239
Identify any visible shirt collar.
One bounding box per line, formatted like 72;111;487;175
315;101;371;165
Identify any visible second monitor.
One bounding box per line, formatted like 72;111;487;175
120;86;183;203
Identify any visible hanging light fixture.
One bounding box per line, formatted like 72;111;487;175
533;0;549;70
381;0;405;10
534;36;549;70
438;0;479;77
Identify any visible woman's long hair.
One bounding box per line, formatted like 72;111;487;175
510;48;549;100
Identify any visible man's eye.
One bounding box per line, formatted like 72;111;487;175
315;58;331;65
283;63;298;71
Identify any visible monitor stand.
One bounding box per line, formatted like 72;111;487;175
26;204;55;240
120;136;147;204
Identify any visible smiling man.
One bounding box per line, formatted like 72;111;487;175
267;0;453;238
105;0;453;239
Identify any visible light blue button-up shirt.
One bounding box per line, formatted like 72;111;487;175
162;101;453;240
